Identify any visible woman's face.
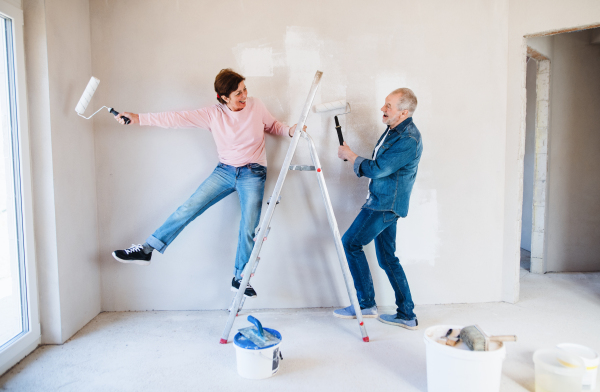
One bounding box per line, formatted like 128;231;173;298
224;81;247;111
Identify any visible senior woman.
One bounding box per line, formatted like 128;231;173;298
112;68;302;298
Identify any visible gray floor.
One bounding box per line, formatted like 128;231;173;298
1;269;599;392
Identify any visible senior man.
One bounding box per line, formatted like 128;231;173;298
335;88;423;330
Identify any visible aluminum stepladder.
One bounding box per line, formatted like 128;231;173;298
219;70;369;344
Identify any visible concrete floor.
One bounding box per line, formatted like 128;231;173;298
1;269;599;392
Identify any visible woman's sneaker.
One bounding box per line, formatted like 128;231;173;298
231;278;257;298
112;244;152;266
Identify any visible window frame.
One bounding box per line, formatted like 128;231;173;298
0;0;40;376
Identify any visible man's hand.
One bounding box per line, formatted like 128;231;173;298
338;142;358;164
115;112;140;125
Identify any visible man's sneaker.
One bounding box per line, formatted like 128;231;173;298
112;244;152;266
231;278;257;298
377;314;418;330
333;305;378;319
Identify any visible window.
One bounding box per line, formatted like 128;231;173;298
0;1;39;375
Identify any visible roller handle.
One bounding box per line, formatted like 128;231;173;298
109;108;131;125
247;315;265;338
489;335;517;342
334;116;348;161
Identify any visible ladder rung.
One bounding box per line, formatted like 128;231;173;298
289;165;315;171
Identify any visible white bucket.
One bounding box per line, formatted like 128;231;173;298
533;348;585;392
424;325;506;392
556;343;599;390
233;328;282;379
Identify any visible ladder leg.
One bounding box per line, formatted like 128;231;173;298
237;297;246;315
304;133;369;342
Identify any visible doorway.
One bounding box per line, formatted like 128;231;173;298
521;28;600;275
521;47;550;275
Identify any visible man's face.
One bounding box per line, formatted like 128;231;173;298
381;93;408;128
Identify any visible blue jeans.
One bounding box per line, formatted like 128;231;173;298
342;208;416;320
146;163;266;280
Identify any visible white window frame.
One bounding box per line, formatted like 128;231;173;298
0;0;40;376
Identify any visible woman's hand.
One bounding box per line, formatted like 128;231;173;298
115;112;140;125
289;124;307;137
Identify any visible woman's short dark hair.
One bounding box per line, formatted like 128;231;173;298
214;69;245;104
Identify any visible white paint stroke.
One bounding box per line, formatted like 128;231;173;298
396;188;440;266
284;26;322;123
232;45;274;77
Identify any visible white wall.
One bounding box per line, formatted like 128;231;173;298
23;0;101;343
545;29;600;272
20;0;600;324
504;0;600;300
520;58;537;251
91;0;509;311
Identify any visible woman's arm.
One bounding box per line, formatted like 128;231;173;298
114;109;212;130
256;98;289;136
140;109;212;129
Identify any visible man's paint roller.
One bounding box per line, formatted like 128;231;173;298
313;100;351;161
75;76;130;124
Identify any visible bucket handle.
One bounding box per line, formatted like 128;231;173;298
247;315;265;338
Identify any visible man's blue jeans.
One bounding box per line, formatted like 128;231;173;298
342;208;416;320
146;163;266;280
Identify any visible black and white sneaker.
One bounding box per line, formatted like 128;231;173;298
231;277;257;298
112;244;152;266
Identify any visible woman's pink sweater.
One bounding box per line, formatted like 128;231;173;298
139;97;289;167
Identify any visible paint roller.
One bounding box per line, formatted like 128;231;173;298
75;76;130;124
313;100;351;161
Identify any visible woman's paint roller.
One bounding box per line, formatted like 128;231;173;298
75;76;130;124
314;100;351;161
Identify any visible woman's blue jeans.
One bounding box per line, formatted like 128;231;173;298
146;163;266;280
342;208;416;320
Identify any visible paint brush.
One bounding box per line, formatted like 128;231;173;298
436;328;453;345
461;325;517;351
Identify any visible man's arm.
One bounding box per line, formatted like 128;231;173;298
338;137;418;179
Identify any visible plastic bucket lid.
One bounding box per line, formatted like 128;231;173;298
234;328;282;350
533;348;585;377
556;343;599;367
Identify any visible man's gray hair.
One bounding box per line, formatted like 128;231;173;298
391;88;418;116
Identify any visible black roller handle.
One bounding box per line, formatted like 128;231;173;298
109;108;131;125
334;115;347;161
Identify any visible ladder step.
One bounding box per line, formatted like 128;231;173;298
289;165;315;171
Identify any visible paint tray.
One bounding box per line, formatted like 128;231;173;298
238;315;281;348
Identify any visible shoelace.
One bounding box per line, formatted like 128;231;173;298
238;279;254;289
124;244;143;254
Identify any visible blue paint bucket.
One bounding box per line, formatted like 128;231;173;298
233;327;282;379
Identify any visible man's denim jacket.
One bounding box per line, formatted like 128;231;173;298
353;117;423;218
